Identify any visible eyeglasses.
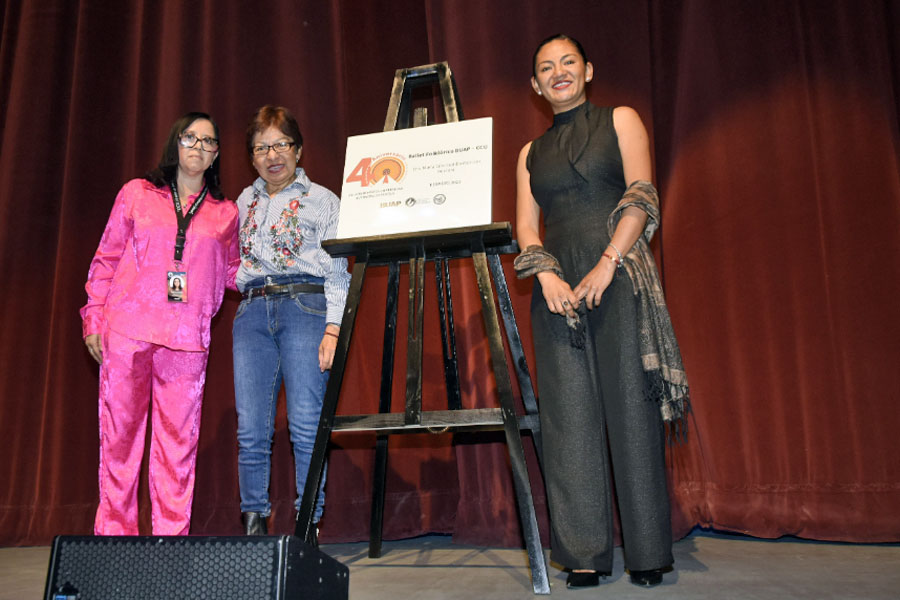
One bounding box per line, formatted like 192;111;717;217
251;141;295;156
179;132;219;152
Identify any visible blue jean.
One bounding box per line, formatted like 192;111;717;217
233;273;328;521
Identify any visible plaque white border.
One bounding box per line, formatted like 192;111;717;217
337;117;492;238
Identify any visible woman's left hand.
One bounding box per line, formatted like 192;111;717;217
573;257;616;310
318;325;340;372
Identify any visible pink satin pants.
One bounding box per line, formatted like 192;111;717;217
95;329;209;535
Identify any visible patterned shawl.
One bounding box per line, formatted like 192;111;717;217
610;180;690;429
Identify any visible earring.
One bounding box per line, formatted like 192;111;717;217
537;90;542;96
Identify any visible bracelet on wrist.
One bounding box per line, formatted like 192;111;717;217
324;331;339;339
602;252;622;268
608;242;623;263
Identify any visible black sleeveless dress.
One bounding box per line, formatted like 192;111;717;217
526;102;673;573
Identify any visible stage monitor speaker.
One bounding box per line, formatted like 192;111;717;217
43;535;349;600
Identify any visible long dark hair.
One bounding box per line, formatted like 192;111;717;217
532;33;589;77
144;111;225;200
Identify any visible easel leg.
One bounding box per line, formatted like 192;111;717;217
369;261;400;558
435;258;462;410
296;258;368;542
487;253;543;462
405;255;425;424
473;251;550;595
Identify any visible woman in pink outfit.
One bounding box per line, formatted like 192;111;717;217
81;112;240;535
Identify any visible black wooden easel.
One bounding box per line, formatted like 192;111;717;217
295;62;550;595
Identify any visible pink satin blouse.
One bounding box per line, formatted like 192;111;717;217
81;178;240;352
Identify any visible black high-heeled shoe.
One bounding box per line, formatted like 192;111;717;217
629;568;664;586
566;571;599;588
565;570;609;588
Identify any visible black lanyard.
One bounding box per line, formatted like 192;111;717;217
169;182;208;262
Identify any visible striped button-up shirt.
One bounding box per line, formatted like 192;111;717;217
235;168;350;325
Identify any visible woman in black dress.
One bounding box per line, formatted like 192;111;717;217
515;34;689;588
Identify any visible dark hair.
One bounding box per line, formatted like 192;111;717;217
532;33;588;77
144;111;224;200
246;105;303;156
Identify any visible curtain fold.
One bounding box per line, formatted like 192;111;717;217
649;0;900;541
1;0;898;547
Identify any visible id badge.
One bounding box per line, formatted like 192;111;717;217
167;271;187;302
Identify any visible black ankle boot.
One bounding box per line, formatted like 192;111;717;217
242;511;268;536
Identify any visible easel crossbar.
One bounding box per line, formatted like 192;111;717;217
332;409;541;434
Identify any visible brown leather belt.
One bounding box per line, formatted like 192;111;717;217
243;282;324;300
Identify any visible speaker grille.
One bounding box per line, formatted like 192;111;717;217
48;536;284;600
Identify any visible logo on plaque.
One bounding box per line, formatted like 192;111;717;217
345;153;407;187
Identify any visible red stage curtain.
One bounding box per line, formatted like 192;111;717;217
1;0;898;547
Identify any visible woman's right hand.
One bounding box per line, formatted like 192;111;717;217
85;334;102;364
537;271;578;318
